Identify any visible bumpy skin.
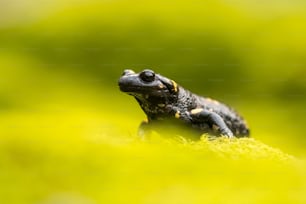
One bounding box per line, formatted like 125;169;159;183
119;69;250;139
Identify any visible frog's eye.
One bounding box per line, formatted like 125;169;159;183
140;69;155;82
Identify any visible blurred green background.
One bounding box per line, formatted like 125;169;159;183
1;0;306;203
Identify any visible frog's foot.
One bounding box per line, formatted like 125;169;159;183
189;108;234;138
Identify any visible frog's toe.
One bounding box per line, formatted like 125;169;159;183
220;128;234;138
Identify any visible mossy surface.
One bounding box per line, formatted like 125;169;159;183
0;110;304;204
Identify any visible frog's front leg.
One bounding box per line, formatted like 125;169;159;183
188;108;234;138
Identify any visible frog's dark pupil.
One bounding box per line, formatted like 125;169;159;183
140;71;155;82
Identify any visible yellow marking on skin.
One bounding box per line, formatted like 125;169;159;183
171;80;178;92
175;111;180;118
158;104;165;107
190;108;203;115
159;84;164;89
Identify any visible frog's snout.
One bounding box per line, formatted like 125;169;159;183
122;69;135;76
118;69;137;92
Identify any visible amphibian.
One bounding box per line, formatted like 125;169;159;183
118;69;250;139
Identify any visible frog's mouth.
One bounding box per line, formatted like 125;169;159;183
119;83;168;96
119;85;145;93
118;75;147;93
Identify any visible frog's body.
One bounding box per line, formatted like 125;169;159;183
119;69;250;139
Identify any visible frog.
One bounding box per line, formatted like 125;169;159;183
118;69;250;139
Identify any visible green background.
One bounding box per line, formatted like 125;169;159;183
1;0;306;203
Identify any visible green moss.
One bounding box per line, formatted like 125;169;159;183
0;111;305;204
198;137;296;162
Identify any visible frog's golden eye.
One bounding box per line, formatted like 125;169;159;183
140;69;155;82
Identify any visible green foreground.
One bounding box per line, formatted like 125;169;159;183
0;109;305;204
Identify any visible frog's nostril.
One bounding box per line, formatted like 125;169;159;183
122;69;135;76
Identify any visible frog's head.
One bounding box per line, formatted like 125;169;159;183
119;69;179;104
